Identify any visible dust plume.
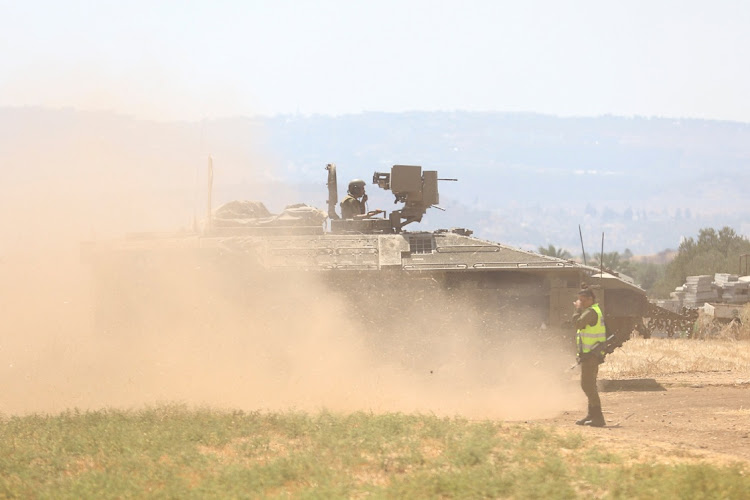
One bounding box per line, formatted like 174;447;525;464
0;109;581;419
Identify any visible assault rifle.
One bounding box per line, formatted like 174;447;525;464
569;335;615;370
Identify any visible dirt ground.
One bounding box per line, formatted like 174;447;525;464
536;372;750;464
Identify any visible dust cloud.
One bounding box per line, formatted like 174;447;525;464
0;112;582;419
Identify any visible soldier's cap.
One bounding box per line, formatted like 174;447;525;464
577;288;595;299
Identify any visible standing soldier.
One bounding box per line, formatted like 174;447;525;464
340;179;383;220
573;286;607;427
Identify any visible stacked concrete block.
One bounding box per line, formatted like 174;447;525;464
669;285;686;303
653;274;750;313
683;275;718;306
713;273;750;304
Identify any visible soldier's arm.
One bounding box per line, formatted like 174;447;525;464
573;308;598;329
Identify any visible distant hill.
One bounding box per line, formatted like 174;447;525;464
2;107;748;253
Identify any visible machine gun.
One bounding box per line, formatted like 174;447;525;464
569;335;616;370
373;165;443;232
329;164;456;234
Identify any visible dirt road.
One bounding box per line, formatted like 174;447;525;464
537;373;750;463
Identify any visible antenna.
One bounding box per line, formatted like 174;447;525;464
206;155;214;234
578;225;587;266
599;231;604;284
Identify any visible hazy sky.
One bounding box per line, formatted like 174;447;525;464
2;0;749;122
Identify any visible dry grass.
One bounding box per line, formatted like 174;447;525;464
692;304;750;340
604;304;750;379
602;338;750;379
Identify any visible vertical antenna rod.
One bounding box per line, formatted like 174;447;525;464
206;155;214;234
599;231;604;280
579;225;587;266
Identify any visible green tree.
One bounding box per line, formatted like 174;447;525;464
651;226;750;298
630;261;665;292
587;249;666;292
591;250;635;277
538;244;572;259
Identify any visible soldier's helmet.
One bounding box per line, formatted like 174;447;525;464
348;179;366;197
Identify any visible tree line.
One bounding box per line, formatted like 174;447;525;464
538;227;750;298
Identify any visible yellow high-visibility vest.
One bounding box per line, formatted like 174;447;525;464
576;303;606;354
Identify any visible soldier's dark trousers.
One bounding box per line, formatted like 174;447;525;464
580;356;601;409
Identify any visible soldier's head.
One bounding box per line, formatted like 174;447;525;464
577;287;596;308
347;179;366;198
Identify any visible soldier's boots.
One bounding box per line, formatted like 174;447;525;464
575;405;606;427
575;414;591;425
575;404;593;425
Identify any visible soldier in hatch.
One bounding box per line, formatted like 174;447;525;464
340;179;384;220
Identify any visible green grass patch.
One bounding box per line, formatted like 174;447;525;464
0;405;747;498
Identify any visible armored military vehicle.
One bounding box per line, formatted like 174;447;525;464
85;163;651;355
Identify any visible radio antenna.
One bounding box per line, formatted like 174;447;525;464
578;225;587;266
599;231;604;282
